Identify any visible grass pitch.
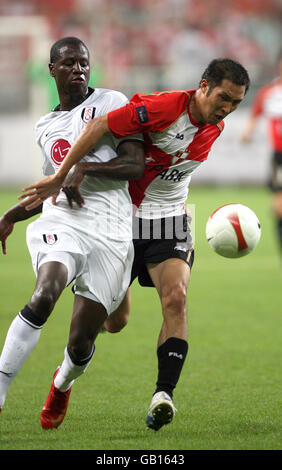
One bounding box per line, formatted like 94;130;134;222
0;186;281;451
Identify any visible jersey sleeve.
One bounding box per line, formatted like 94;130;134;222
105;91;145;149
104;90;129;114
107;91;190;138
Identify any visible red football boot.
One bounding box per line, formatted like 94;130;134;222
41;368;72;429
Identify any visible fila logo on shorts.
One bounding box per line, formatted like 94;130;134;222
81;107;96;124
43;234;58;245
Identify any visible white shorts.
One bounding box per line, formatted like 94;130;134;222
26;216;134;314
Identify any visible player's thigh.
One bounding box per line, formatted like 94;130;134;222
74;238;133;316
35;261;68;292
147;258;191;299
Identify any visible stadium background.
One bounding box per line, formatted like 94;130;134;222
0;0;282;186
0;0;281;452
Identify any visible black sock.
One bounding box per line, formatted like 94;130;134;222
155;337;188;398
67;344;95;366
19;304;46;329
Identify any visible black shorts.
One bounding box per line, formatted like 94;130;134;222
130;214;194;287
269;151;282;192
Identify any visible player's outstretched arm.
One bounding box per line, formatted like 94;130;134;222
241;115;259;143
0;203;42;254
60;140;145;208
18;115;109;210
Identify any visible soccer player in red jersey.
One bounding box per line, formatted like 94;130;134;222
241;49;282;256
19;58;250;431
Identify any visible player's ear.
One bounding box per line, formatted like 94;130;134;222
200;79;209;96
49;63;55;77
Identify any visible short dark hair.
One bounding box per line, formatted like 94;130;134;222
50;37;89;63
201;58;250;94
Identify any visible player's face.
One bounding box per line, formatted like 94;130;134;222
199;79;246;125
49;44;90;97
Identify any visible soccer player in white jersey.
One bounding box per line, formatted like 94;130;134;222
19;58;250;431
0;37;145;428
241;49;282;255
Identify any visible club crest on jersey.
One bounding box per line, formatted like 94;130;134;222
51;139;71;165
81;107;96;124
136;106;148;123
43;234;58;245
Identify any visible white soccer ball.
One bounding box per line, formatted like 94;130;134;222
206;203;261;258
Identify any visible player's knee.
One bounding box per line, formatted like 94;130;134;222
68;334;93;362
104;312;129;333
29;286;59;318
161;284;187;317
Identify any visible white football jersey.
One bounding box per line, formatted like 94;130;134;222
35;88;143;240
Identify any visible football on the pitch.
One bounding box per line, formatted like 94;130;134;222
206;204;261;258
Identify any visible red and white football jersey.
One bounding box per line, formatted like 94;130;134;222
251;78;282;152
108;90;224;218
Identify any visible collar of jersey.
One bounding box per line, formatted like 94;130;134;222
53;87;95;112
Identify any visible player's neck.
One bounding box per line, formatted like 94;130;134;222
58;89;91;111
189;90;204;124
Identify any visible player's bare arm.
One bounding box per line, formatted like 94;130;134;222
62;140;145;208
18;115;109;210
241;115;259;143
0;203;42;254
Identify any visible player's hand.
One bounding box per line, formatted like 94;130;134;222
0;216;14;255
18;174;64;210
61;164;85;209
51;190;61;206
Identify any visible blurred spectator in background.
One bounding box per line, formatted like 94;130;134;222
241;49;282;256
0;0;281;112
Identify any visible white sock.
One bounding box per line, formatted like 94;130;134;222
54;346;94;392
0;314;42;408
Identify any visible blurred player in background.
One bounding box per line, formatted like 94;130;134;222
241;49;282;255
0;37;145;428
20;58;250;431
